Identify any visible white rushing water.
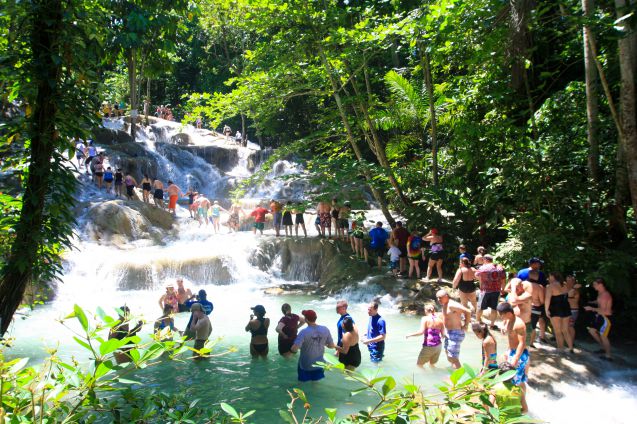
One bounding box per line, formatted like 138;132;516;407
5;118;637;423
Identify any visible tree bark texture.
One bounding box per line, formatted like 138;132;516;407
319;51;395;226
0;0;62;335
582;0;600;183
420;48;440;187
615;0;637;217
127;47;137;139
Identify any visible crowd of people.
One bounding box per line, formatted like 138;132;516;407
102;101;126;118
109;267;616;419
155;105;174;121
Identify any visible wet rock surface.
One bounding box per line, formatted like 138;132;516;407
85;200;175;245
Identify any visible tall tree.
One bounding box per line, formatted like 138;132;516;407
582;0;600;183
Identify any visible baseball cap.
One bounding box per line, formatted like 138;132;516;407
251;305;266;315
302;309;317;322
190;303;204;312
528;257;544;265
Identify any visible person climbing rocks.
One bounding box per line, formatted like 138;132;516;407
166;180;183;216
270;199;283;237
250;203;269;235
424;228;444;282
153;178;165;209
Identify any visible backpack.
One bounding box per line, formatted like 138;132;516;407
410;236;422;251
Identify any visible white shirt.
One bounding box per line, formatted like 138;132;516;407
388;246;401;261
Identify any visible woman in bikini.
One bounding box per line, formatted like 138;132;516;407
140;174;152;203
406;304;444;368
471;322;498;375
245;305;270;358
452;257;477;313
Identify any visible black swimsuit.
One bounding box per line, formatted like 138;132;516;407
458;277;476;294
250;317;268;353
338;342;361;367
549;293;571;318
142;182;151;191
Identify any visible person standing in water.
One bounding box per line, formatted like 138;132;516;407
362;301;386;363
109;306;143;364
159;284;179;313
185;187;196;218
250;203;269;235
166;180;183;216
175;278;193;312
282;201;294;236
103;167;114;193
335;316;361;370
406;304;444;368
195;195;211;227
497;302;530;414
208;200;226;232
508;277;533;346
293;202;307;237
245;305;270;358
270;199;283;237
188;303;212;359
154;304;179;342
124;173;138;200
140;174;152;203
471;322;498;375
335;299;354;347
153;178;165;209
228;203;246;232
291;310;336;382
276;303;305;357
436;289;471;369
114;168;123;197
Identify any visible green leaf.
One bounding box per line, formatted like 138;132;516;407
325;408;337;421
449;367;465;385
73;304;89;331
279;410;295;424
382;376;396;395
220;402;239;419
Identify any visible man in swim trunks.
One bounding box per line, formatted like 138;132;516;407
365;222;389;271
153;178;165;209
497;302;530;413
250;204;269;235
436;289;471;369
335;299;355;347
475;254;505;329
195;194;211;227
166;180;183;216
291;310;335;382
317;201;332;238
270;199;283;237
584;277;613;360
527;269;546;346
175;278;193;312
508;278;533;346
188;303;212;359
362;301;386;363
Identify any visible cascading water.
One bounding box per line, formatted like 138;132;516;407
5;118;637;423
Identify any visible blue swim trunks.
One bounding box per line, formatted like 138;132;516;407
298;366;324;382
444;329;465;359
509;348;530;385
368;341;385;363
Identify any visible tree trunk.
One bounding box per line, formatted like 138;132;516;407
319;50;395;226
241;113;246;146
350;69;409;208
127;47;137;139
611;139;629;242
419;46;440;187
0;0;62;335
582;0;600;182
144;77;150;125
615;0;637;217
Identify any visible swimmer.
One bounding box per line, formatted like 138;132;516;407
436;289;471;369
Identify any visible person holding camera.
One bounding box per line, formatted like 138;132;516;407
245;305;270;358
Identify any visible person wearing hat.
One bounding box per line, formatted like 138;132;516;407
184;289;213;336
517;258;546;286
291;310;335;381
158;284;179;314
188;303;212;359
475;254;506;329
245;305;270;358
